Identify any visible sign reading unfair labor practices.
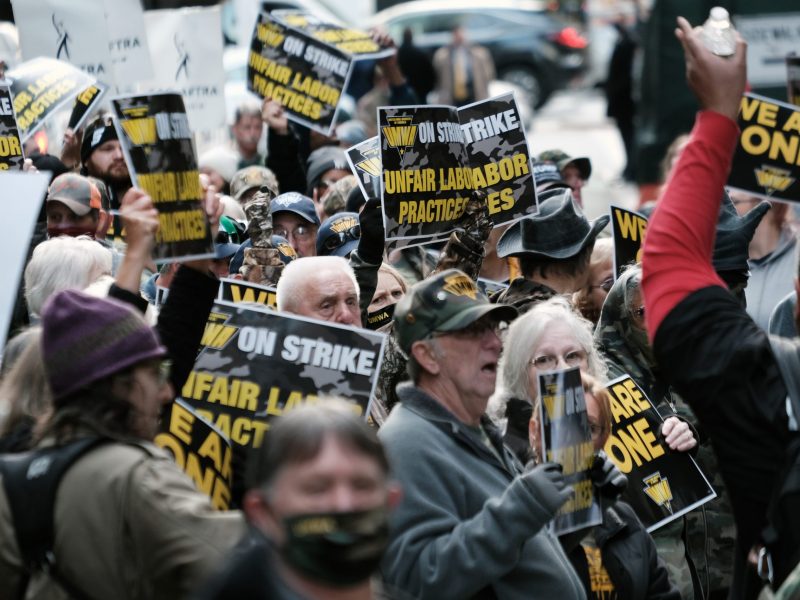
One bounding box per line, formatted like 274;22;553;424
604;375;716;532
379;105;473;246
155;400;233;510
729;93;800;203
247;10;392;135
0;83;25;170
610;205;647;279
538;367;602;535
67;82;108;131
219;277;277;309
346;136;381;202
11;0;113;85
457;93;537;225
181;301;386;451
144;6;226;131
7;58;96;142
112;93;214;263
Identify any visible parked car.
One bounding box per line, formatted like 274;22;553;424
371;0;588;108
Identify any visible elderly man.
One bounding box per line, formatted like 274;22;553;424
378;269;585;598
202;401;400;599
276;256;361;327
271;192;321;258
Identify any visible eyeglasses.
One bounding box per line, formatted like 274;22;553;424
157;359;172;387
590;277;614;293
632;306;645;319
530;349;587;371
274;225;314;241
322;225;361;251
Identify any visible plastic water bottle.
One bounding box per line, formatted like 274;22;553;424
701;7;737;57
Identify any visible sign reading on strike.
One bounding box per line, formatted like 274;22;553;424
376;94;538;247
728;93;800;204
0;83;25;170
181;300;385;452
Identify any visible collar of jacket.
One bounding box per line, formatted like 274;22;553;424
594;504;629;547
396;383;520;476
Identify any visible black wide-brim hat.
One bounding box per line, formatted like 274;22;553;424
496;188;610;259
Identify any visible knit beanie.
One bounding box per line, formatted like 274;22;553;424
41;289;167;401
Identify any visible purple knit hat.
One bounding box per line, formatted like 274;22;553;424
41;290;167;401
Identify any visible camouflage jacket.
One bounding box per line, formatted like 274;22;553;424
595;268;735;594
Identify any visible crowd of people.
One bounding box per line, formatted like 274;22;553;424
0;10;799;600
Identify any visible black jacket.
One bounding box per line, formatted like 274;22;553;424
567;501;679;600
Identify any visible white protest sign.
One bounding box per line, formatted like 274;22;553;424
143;7;226;132
104;0;153;89
0;172;50;356
11;0;114;85
736;13;800;87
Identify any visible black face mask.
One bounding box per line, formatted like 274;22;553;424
365;302;395;331
280;506;390;587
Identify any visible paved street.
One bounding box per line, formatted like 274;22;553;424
527;87;640;222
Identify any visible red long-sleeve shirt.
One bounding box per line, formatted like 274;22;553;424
642;110;739;340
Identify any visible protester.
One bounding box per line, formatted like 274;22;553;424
532;372;680;599
316;212;361;258
199;146;239;196
270;192;321;258
379;269;587;598
573;237;613;324
201;401;401;599
494;188;609;313
0;327;48;453
305;146;351;217
276;256;361;327
491;297;607;464
432;25;494;105
23;235;112;320
229;165;279;207
641;18;800;595
397;27;436;102
231;102;264;169
538;150;592;206
367;263;406;316
80;115;131;239
44;172;111;241
595;266;714;598
320;174;357;220
729;191;798;330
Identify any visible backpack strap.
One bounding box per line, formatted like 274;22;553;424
0;437;111;599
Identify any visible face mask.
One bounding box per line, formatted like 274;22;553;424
365;303;395;331
47;225;96;239
280;506;390;587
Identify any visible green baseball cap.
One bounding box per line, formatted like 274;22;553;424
537;149;592;180
393;269;518;354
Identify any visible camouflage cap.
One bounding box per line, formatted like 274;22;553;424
230;166;279;202
394;269;517;354
46;173;103;216
537;149;592;180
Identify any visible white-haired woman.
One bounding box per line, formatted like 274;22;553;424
491;296;607;463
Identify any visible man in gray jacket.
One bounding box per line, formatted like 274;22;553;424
379;269;586;599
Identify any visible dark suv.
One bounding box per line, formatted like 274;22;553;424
372;0;587;108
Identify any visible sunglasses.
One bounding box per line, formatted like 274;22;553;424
322;225;361;251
